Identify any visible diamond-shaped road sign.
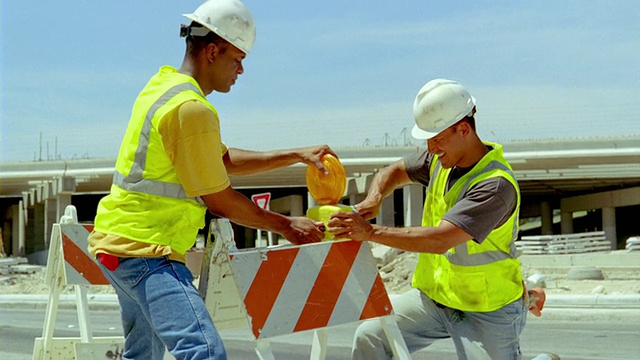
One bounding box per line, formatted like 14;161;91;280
251;192;271;209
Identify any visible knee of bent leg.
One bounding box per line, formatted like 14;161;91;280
353;319;388;348
352;320;393;360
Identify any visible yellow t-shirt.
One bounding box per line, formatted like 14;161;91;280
88;100;229;262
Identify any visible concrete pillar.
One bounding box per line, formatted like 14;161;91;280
307;192;318;209
403;184;423;227
289;195;303;217
11;204;24;257
33;204;46;254
376;196;395;227
540;201;553;235
560;211;574;234
348;193;366;207
16;201;26;256
0;226;5;258
44;199;57;249
56;193;72;223
602;207;617;249
270;195;304;217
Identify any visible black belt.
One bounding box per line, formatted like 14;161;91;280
433;300;447;309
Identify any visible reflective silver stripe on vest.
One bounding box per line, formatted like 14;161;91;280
114;82;203;199
428;160;441;190
446;160;519;265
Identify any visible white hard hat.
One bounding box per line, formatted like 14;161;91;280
183;0;256;55
411;79;476;140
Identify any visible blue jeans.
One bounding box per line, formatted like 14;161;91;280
99;256;226;360
352;288;527;360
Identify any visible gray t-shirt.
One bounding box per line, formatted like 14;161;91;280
403;149;517;243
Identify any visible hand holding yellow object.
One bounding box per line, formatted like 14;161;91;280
306;154;349;240
305;154;346;205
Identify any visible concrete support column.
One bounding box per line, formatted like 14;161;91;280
44;199;57;249
376;195;395;227
540;201;553;235
12;203;25;257
348;193;366;207
270;195;304;217
56;194;72;223
33;204;46;254
602;206;617;249
307;192;318;209
403;184;423;227
289;195;304;217
560;211;574;234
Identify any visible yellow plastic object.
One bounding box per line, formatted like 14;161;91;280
306;154;347;205
306;204;354;241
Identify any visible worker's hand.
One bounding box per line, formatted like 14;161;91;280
281;217;325;245
327;211;374;242
527;287;546;317
297;145;337;175
353;198;381;220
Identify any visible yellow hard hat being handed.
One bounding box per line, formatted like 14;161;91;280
306;154;346;205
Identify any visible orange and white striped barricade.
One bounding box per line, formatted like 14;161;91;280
33;205;123;360
199;218;410;360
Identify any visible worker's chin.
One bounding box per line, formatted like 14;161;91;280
438;158;454;169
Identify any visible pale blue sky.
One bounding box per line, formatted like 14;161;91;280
2;1;639;162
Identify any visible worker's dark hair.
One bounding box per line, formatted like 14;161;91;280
454;106;477;132
456;116;476;132
184;22;229;56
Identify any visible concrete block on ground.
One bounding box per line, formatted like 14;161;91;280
567;266;605;280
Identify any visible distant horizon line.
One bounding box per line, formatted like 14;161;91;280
3;134;639;165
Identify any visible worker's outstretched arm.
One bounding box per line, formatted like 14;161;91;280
201;186;324;245
328;213;471;254
223;145;336;176
355;159;414;220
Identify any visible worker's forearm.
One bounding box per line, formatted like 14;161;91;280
366;220;472;254
367;162;413;201
202;188;290;233
225;148;302;175
366;225;446;253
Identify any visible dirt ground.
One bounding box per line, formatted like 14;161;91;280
1;250;639;296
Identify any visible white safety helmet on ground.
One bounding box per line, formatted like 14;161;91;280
183;0;256;55
411;79;476;140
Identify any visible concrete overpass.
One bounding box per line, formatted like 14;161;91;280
1;136;639;260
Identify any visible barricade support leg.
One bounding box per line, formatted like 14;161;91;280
310;329;328;360
38;277;62;360
74;284;93;342
33;205;124;360
254;339;276;360
380;316;411;360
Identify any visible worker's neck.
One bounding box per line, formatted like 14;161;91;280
457;139;490;168
179;57;213;95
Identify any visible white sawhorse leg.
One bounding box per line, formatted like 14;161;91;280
253;329;330;360
310;328;328;360
39;278;62;360
74;284;93;342
308;318;409;360
254;339;276;360
254;330;330;360
380;316;411;360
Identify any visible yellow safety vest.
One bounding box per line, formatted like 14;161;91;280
411;142;523;312
94;66;216;255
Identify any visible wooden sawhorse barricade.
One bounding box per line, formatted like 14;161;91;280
199;219;410;359
33;206;124;360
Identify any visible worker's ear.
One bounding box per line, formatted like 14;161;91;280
457;121;471;137
206;43;219;63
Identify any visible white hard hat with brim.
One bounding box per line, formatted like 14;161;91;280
411;79;476;140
